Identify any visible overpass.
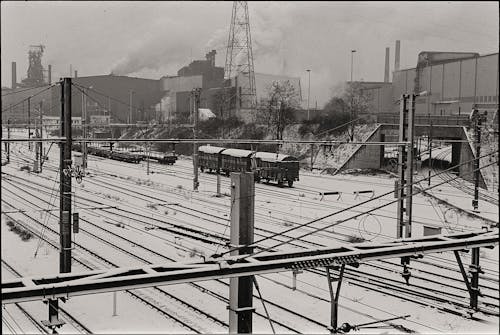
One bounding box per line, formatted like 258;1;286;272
336;115;488;189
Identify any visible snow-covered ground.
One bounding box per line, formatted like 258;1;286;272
1;127;499;334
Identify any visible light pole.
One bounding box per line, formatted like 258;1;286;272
350;50;356;141
129;90;134;124
306;69;311;121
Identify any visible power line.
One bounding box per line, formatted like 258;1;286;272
242;159;498;260
1;83;59;114
2;85;52;97
211;149;498;259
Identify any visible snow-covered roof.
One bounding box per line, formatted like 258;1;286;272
255;152;297;162
222;148;254;158
198;145;226;154
198;108;216;121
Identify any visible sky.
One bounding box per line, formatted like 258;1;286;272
1;1;498;107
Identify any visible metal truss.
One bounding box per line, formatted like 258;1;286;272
2;230;498;304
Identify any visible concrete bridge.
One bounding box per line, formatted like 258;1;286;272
337;122;487;189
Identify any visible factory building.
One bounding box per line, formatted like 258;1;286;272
357;44;499;123
5;47;301;126
158;50;301;124
49;75;163;123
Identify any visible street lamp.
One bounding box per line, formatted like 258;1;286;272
129;90;134;124
350;50;356;141
306;69;311;121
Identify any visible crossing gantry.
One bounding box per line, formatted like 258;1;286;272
2;229;497;305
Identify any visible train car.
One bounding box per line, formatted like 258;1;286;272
198;145;226;172
255;152;299;187
110;151;141;163
157;154;177;165
197;146;300;187
220;148;255;176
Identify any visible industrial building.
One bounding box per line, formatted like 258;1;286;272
357;41;499;123
3;45;302;127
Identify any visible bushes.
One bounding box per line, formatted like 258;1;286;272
6;220;33;241
298;112;351;137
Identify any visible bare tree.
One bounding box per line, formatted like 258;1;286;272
257;80;300;140
332;81;372;140
211;87;234;138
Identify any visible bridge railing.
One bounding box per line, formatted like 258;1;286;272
377;113;470;126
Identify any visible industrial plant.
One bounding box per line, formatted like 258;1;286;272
1;1;498;335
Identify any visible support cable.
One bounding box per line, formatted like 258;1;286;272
1;83;59;114
252;277;276;334
242;159;498;260
212;150;498;258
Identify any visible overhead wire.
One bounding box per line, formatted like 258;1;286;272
212;149;498;258
1;83;60;114
241;159;498;260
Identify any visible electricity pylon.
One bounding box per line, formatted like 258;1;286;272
224;1;257;112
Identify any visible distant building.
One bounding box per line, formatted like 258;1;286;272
49;75;163;123
356;51;499;123
159;51;301;124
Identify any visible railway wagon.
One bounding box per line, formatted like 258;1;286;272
198;146;226;172
255;152;299;187
220;148;256;176
197;146;299;187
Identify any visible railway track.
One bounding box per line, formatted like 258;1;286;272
2;146;496;332
1;185;320;333
3;177;496;330
2;259;92;334
1;200;228;333
432;147;498;205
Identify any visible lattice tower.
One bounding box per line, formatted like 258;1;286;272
224;1;257;110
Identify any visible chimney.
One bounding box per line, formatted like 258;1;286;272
395;40;401;71
74;70;78;78
11;62;17;89
206;50;216;67
48;64;52;84
384;47;390;82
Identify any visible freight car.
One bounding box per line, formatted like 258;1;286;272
255;152;299;187
197;146;299;187
72;144;142;163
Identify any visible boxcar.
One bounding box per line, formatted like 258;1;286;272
198;145;226;172
220;148;255;176
255;152;299;187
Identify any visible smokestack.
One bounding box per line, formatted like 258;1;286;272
395;40;401;71
48;65;52;84
11;62;17;89
384;47;390;82
74;70;78;78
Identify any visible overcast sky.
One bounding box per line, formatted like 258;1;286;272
1;1;498;106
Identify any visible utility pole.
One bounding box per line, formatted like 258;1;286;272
146;142;150;175
229;172;255;334
395;93;416;286
39;101;43;172
306;69;311;121
471;108;486;212
349;50;356;142
469;247;481;309
129;90;133;125
427;120;432;186
396;94;415;239
43;78;73;332
6;119;11;163
192;88;201;191
28;96;31;150
310;144;314;172
82;89;88;172
60;77;73;274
